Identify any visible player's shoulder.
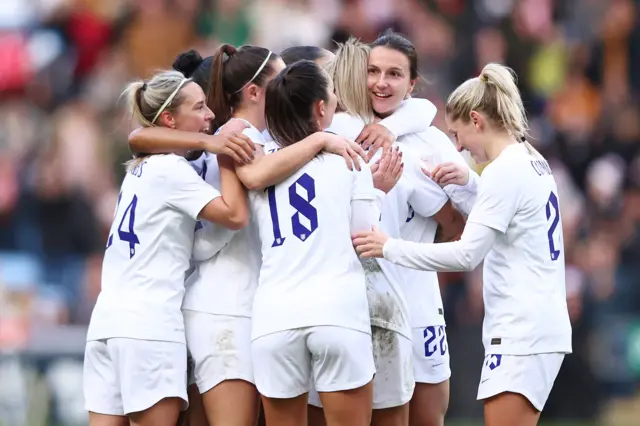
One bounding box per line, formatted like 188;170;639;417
242;125;267;145
311;152;369;183
147;153;190;166
148;154;199;183
327;113;365;140
483;145;525;177
263;140;280;154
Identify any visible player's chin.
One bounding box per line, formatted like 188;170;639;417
371;98;397;117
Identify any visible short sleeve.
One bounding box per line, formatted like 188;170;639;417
466;161;520;233
351;161;377;201
163;156;221;220
402;147;448;218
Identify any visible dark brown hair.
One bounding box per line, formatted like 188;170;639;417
209;44;280;131
172;49;214;94
370;29;419;80
265;60;330;148
281;45;327;65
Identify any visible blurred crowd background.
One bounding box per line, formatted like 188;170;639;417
1;0;639;425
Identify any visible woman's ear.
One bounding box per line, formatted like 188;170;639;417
469;110;483;132
405;78;417;99
313;99;326;129
158;110;176;128
246;83;260;103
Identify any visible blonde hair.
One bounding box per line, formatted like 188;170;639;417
324;37;374;124
120;70;192;170
121;70;192;128
446;63;540;156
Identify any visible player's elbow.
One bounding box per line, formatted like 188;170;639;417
462;253;481;271
128;128;144;152
236;166;266;191
458;247;483;271
241;175;263;191
225;210;250;230
222;206;249;231
199;200;249;231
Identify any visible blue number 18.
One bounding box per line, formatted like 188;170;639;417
266;173;318;247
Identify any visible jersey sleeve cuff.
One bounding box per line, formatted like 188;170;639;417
352;188;379;201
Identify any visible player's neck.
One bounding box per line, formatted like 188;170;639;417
233;108;265;132
486;132;518;162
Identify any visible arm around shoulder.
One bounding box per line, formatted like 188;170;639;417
235;132;326;191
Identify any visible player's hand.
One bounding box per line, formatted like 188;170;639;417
355;123;395;162
352;226;389;258
371;146;403;193
322;133;367;171
204;119;255;164
424;161;469;187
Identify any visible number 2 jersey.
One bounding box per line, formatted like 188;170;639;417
87;154;219;344
467;143;572;355
248;153;377;340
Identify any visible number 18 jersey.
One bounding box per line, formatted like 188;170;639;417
467;143;572;356
249;153;375;340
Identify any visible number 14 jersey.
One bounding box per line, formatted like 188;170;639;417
87;155;219;344
249;153;376;341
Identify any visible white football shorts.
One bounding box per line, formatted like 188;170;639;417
477;353;565;411
252;326;375;399
84;338;188;415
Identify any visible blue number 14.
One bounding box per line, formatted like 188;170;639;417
266;173;318;247
106;193;140;259
546;191;561;261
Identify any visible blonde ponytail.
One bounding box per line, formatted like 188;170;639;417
446;63;541;156
121;70;191;129
120;70;192;170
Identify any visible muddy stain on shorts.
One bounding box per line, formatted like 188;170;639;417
215;327;238;371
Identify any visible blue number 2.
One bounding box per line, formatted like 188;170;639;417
106;193;140;259
545;191;561;261
266;173;318;247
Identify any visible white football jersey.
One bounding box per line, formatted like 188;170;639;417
87;154;220;344
467;143;572;355
327;113;449;338
249;152;376;340
398;126;478;328
182;123;266;317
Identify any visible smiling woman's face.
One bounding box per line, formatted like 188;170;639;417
367;46;415;117
169;82;215;134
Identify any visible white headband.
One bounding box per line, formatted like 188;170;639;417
151;78;190;124
233;51;272;95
